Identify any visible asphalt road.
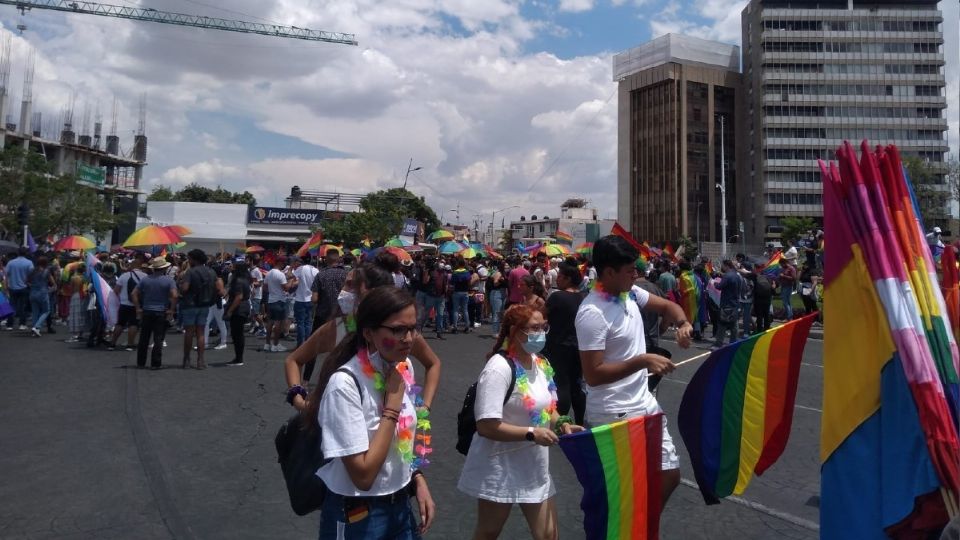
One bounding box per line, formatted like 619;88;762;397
0;324;823;539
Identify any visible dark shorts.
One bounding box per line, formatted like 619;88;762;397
117;305;139;328
267;301;286;322
181;306;210;327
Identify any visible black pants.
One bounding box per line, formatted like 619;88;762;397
547;343;586;425
754;297;772;333
137;311;168;367
87;308;105;348
230;314;247;361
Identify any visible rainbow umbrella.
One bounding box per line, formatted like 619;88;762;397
54;235;95;251
460;247;480;259
350;248;362;257
575;242;593;255
439;241;467;254
383;246;412;263
533;243;571;257
245;245;265;254
482;244;503;259
428;230;454;242
385;236;412;248
164;225;193;237
123;225;182;248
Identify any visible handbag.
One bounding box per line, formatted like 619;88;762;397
275;368;362;515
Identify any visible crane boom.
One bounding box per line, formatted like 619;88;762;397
0;0;358;45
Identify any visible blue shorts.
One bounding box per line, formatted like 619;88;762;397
181;306;210;327
267;301;287;322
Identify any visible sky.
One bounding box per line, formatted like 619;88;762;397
0;0;957;231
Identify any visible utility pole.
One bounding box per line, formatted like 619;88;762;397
717;114;728;259
402;158;421;190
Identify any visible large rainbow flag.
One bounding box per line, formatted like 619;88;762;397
677;313;817;503
677;270;706;330
757;251;783;279
819;141;960;538
559;414;663;540
941;247;960;345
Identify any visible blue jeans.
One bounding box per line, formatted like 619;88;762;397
780;284;794;320
414;290;428;326
422;294;445;333
451;291;470;330
319;491;420;540
489;289;505;333
294;301;313;347
29;291;50;330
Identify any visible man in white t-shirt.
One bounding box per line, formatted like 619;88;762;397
575;234;693;513
110;253;147;350
263;259;292;352
247;255;265;336
288;256;319;348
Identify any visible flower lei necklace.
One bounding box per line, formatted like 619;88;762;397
590;280;636;304
357;347;431;471
507;349;558;427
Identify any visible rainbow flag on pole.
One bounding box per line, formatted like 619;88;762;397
819;141;960;538
611;222;643;252
677;313;817;503
559;414;663;540
757;251;783;279
677;270;706;329
555;229;574;245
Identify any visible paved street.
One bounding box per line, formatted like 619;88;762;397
0;325;822;539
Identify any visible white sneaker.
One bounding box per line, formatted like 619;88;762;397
273;344;287;353
31;327;41;337
214;344;227;350
264;344;275;352
18;325;27;331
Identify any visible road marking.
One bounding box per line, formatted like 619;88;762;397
679;478;820;532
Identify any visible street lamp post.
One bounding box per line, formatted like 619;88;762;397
716;114;728;259
696;199;702;255
491;205;519;247
402;158;422;190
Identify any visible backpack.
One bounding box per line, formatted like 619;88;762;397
125;270;141;299
754;275;773;298
274;368;362;516
193;267;216;307
456;357;516;455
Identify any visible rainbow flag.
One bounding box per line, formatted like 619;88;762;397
663;243;676;261
559;414;663;540
757;251;782;279
297;231;324;257
611;222;643;252
704;261;716;275
941;247;960;345
555;229;574;245
677;270;705;329
678;313;817;503
819;142;959;538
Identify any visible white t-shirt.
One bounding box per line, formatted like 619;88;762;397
293;264;319;303
264;268;287;303
457;354;557;504
249;268;263;300
316;353;415;496
116;269;146;306
575;285;659;421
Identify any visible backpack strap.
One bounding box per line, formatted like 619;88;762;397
501;356;516;405
334;367;364;404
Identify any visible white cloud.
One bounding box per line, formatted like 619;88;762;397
155;159;242;188
559;0;595;13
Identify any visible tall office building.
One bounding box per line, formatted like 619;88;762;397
615;34;741;243
741;0;949;245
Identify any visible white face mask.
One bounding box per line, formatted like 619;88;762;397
337;290;356;315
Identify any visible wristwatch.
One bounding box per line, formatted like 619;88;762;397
525;427;535;441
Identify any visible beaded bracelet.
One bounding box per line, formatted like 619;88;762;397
381;414;399;423
553;415;574;436
285;384;307;405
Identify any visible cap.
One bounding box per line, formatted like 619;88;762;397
933;226;942;234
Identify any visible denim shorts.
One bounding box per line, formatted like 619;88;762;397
180;306;209;327
267;301;287;322
319;490;420;540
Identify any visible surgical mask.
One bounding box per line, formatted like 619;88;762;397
522;332;547;355
337;290;356;315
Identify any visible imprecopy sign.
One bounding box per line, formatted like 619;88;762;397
247;206;323;226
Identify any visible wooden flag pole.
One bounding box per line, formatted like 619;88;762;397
671;350;713;369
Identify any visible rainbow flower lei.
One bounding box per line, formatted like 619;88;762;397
590;280;637;305
356;348;431;471
510;354;558;427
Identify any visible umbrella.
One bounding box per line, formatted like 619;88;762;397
460;247;480;259
533;244;571;257
164;225;193;237
403;244;425;253
245;245;265;254
482;244;503;259
350;248;362;257
385;236;412;248
54;235;96;251
0;239;19;255
383;246;412;263
123;225;182;248
439;241;467;254
428;230;454;242
575;242;594;255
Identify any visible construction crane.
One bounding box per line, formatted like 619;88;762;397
0;0;357;45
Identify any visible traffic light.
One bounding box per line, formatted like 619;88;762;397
16;203;28;227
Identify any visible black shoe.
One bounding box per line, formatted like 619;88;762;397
435;333;444;340
47;327;56;334
227;359;244;366
149;365;161;370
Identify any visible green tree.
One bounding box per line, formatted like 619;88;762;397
678;235;698;261
499;228;514;250
780;216;816;246
0;147;116;241
904;156;950;228
322;188;440;245
147;183;258;206
146;185;175;201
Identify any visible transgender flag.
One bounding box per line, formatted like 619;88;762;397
85;254;120;327
819;141;960;538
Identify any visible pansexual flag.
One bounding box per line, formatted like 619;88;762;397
678;270;706;329
559;414;663;540
555;229;574;245
757;251;783;279
819;142;959;538
677;313;817;504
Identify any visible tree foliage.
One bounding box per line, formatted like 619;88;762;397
499;228;515;250
322;188;441;246
147;183;257;206
904;156;950;228
0;147;116;241
677;235;698;261
780;216;817;245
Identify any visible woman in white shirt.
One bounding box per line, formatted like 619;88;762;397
458;304;583;540
305;285;436;539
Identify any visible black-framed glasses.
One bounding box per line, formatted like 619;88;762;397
522;324;550;335
379;325;420;339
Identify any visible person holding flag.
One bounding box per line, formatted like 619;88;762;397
574;235;694;513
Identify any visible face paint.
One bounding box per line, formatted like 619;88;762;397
381;337;397;350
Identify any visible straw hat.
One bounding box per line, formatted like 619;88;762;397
147;257;171;270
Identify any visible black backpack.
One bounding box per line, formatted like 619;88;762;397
754;274;773;298
275;368;362;516
456;357;516;455
125;270;141;299
193;267;217;307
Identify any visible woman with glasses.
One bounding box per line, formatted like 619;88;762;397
458;304;583;540
306;286;436;539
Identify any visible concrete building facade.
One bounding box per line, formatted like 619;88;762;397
616;34;741;244
741;0;949;244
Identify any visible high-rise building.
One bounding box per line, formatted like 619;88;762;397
741;0;949;246
615;34;741;244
